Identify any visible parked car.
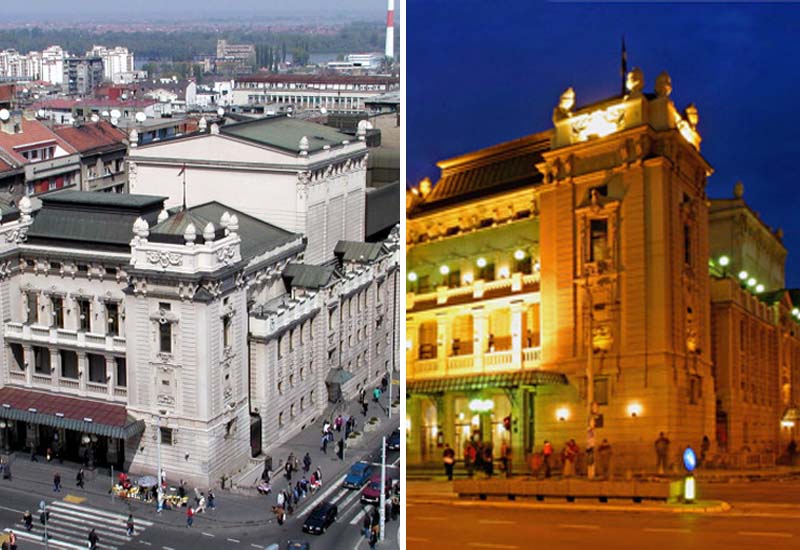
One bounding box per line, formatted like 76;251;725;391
343;461;373;489
302;502;337;535
360;472;399;505
386;429;400;451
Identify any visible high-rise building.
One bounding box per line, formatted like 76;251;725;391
62;57;104;96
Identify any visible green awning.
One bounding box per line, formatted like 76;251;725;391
0;406;145;439
326;368;355;385
408;370;568;394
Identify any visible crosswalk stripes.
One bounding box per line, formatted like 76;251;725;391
5;499;153;550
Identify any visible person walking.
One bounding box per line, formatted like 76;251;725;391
700;435;711;467
443;444;456;481
562;439;578;477
362;508;372;537
126;514;135;536
542;440;554;478
186;506;194;528
369;523;379;549
361;400;369;416
303;452;312;473
7;530;16;550
88;528;99;550
22;511;32;532
586;427;597;479
53;471;61;492
483;442;494;477
207;489;216;510
655;432;670;474
30;447;37;462
321;433;329;454
464;442;476;478
76;467;85;489
197;493;206;514
373;387;381;403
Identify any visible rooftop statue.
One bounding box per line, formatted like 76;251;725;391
625;67;644;97
655;71;672;98
552;87;575;123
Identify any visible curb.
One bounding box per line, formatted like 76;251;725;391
407;497;732;515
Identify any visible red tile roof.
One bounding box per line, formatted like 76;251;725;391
0;387;129;426
236;73;399;86
0;118;77;164
0;84;14;105
54;121;127;154
33;98;156;110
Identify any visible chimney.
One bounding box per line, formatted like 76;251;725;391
385;0;394;59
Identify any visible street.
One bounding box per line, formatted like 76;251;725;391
407;501;800;550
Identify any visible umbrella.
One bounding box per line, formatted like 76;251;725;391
137;475;158;488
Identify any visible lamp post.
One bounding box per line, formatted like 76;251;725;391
155;415;163;513
0;420;7;453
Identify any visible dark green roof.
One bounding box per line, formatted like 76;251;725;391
150;202;300;262
283;263;338;289
334;241;386;263
221;116;354;153
365;182;400;240
408;370;568;394
27;191;165;252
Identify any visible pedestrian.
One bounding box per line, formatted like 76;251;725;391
46;447;52;463
178;480;186;499
126;514;135;536
194;487;202;506
22;511;32;532
442;443;455;481
321;434;328;454
53;472;61;492
197;493;206;514
359;387;366;404
314;467;323;485
464;442;476;478
789;439;798;467
586;427;597;479
373;387;381;402
8;530;16;550
562;439;578;477
700;435;711;467
391;495;400;520
655;432;670;474
303;452;312;473
369;523;379;548
381;373;389;392
76;467;85;488
284;460;293;482
208;489;216;510
483;442;494;477
362;509;372;537
335;414;342;432
598;438;612;479
88;528;99;549
30;448;37;462
542;440;554;478
186;506;194;527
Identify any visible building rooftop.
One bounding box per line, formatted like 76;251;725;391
33;98;157;110
334;240;386;263
283;263;338;290
53;121;127;154
220;116;355;154
236;73;398;86
0;117;77;165
150;201;300;262
366;181;400;240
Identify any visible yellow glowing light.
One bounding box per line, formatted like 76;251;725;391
405;338;412;350
431;425;438;437
439;265;450;276
468;399;494;413
498;266;510;279
718;255;730;267
471;415;480;427
458;412;465;421
463;272;474;284
514;249;526;261
556;407;570;422
792;308;799;316
407;271;417;282
476;257;487;268
738;270;748;281
405;417;411;432
534;260;541;272
572;105;626;141
627;403;643;418
781;420;795;428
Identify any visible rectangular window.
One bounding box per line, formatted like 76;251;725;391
51;296;64;329
115;357;127;387
478;263;495;281
10;343;25;371
690;375;702;404
33;346;50;375
159;427;173;445
593;377;609;406
446;269;461;288
88;353;106;383
78;298;91;332
60;350;78;379
684;224;692;266
106;302;119;337
589;219;608;263
159;303;172;354
26;292;38;324
223;315;232;348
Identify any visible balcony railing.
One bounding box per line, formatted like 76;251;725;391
408;346;543;380
4;322;126;354
408;272;540;312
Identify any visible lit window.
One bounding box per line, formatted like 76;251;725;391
590;219;608;263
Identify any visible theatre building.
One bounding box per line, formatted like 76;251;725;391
407;69;800;471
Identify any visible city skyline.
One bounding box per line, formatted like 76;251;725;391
408;0;800;287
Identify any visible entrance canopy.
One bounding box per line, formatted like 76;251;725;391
408;370;567;394
0;387;145;439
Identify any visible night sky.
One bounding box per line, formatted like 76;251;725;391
407;1;800;287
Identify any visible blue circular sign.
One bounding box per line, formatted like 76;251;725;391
683;447;697;472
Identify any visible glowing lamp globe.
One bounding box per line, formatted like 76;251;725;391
439;265;450;276
738;271;748;281
718;255;730;267
513;249;526;261
476;257;487;268
407;272;417;282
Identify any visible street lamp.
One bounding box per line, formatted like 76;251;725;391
0;420;8;453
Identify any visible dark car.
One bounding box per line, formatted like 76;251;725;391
386;429;400;451
343;461;373;489
360;472;399;505
302;502;337;535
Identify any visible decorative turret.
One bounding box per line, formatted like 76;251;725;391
299;136;309;157
19;195;32;222
184;222;197;246
198;117;207;132
220;211;231;234
203;222;216;242
228;214;239;234
157;209;169;223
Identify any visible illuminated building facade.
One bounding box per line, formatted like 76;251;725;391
407;68;800;471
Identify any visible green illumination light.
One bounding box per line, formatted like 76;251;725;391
747;277;756;287
738;271;748;280
756;284;765;293
439;265;450;276
718;255;730;267
407;272;417;282
476;257;487;268
514;249;526;261
792;308;799;316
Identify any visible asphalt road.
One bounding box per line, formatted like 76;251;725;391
0;442;400;550
407;502;800;550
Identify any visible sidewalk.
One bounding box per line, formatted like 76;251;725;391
0;385;400;530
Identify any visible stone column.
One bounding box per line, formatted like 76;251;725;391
511;301;523;370
406;396;422;463
50;347;60;388
78;352;87;395
23;345;33;387
472;307;487;372
442;393;456;450
436;312;448;375
106;356;116;398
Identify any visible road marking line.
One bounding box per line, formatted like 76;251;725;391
738;531;793;538
303;474;347;511
227;538;241;543
62;495;86;504
369;462;399;468
252;545;262;549
51;501;155;526
164;546;176;550
202;532;215;537
0;505;24;514
337;487;364;515
9;529;95;550
467;544;520;549
479;520;515;525
644;528;691;533
558;524;599;530
139;542;152;546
